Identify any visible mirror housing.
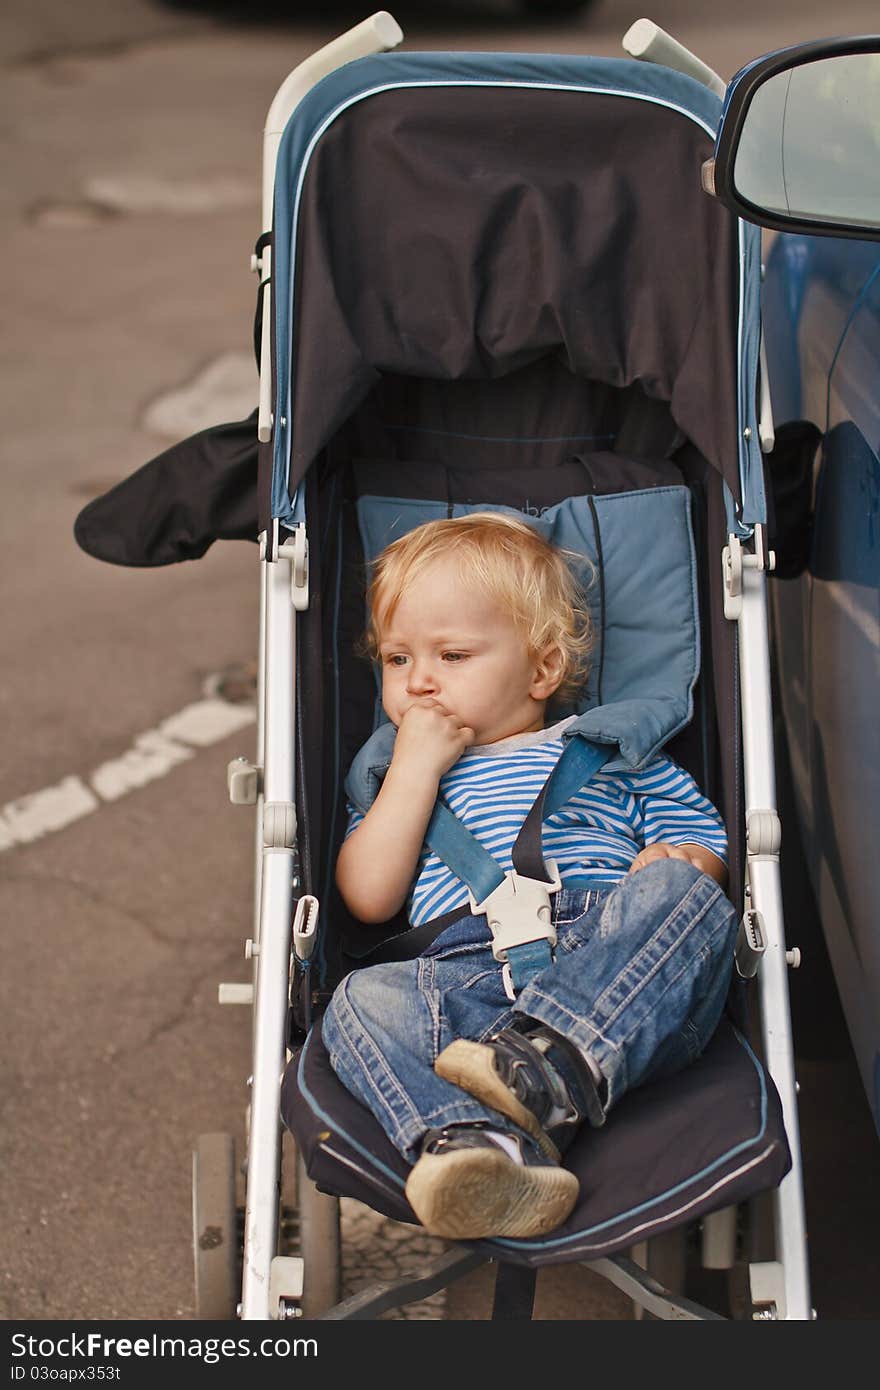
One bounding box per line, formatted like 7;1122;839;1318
706;34;880;240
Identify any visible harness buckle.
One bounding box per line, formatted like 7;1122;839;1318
735;908;766;979
468;861;562;964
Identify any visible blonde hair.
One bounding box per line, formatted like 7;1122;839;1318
364;511;593;702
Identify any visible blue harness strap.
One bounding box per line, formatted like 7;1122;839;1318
423;736;614;989
423;801;506;905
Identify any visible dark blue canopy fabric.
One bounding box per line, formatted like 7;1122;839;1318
270;51;765;531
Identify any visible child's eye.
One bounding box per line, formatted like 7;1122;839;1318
384;654;409;667
441;652;468;663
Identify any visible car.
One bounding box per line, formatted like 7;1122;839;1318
708;35;880;1136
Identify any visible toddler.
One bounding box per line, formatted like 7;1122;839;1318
323;512;737;1240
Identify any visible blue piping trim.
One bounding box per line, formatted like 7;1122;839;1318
293;1024;772;1244
290;483;306;526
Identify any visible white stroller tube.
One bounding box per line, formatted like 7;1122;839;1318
261;12;403;227
257;12;404;442
622;19;726;99
243;13;404;1318
242;556;297;1321
737;563;812;1320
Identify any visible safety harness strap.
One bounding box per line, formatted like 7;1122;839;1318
511;735;613;881
423;736;613;988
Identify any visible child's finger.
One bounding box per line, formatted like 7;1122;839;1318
667;846;692;863
639;845;665;864
629;843;673;873
628;850;653;873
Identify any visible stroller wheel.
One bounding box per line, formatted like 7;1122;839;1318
294;1150;342;1317
192;1133;240;1319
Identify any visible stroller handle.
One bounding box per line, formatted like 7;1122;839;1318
622;19;727;100
256;13;404;444
261;11;404;226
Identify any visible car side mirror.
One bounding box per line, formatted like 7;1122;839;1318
703;34;880;240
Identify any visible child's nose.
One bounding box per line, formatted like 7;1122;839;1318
406;660;438;695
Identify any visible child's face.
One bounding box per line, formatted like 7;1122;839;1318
377;557;561;745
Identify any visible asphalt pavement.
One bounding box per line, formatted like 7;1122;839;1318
2;0;878;1325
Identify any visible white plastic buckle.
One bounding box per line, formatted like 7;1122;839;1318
293;894;319;962
468;862;562;964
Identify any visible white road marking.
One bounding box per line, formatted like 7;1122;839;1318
0;776;100;851
85;173;256;216
160;699;255;748
90;729;194;802
0;697;255;853
141;351;257;440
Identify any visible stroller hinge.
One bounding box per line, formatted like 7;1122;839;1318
722;528;776;620
263;801;297;849
746;808;781;861
278;525;310;610
469;863;562;963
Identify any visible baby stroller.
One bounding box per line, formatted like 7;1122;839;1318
74;14;810;1321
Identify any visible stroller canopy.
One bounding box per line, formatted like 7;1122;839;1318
271;51;764;532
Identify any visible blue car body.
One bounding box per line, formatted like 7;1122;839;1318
763;232;880;1132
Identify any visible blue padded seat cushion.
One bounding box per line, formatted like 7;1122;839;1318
280;1015;791;1264
347;487;699;813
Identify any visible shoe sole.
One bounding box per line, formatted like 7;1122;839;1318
405;1146;579;1240
435;1039;560;1160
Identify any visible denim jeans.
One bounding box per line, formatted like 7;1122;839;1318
322;859;738;1163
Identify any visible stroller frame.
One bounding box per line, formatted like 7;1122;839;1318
213;11;811;1322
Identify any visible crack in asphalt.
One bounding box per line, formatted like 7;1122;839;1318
0;867;251;953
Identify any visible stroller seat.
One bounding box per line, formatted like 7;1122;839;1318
280;464;791;1311
284;1013;789;1267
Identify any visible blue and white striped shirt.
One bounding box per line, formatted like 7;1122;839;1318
344;715;727;927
